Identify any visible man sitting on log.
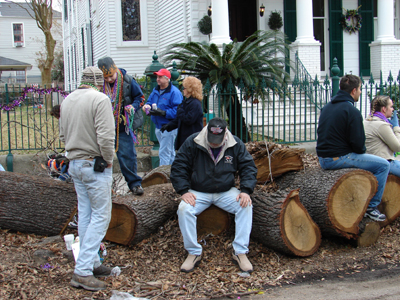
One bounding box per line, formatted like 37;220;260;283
364;96;400;178
60;66;115;291
170;117;257;273
317;74;390;222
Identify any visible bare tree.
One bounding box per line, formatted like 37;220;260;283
7;0;57;90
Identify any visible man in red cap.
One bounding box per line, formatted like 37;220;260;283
143;69;182;165
170;117;257;274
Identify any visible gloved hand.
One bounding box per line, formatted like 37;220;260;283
150;108;166;116
390;110;399;127
161;123;173;133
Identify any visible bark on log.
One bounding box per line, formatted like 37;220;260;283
0;172;77;236
141;165;171;188
251;189;321;257
378;174;400;227
246;141;304;183
105;184;231;245
275;168;378;239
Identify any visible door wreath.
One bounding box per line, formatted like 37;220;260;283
340;6;362;35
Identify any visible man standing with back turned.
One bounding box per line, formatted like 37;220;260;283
60;66;115;291
316;74;390;221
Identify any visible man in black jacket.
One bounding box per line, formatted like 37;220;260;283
317;74;390;221
170;118;257;273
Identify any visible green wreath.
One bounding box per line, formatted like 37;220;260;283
340;7;362;35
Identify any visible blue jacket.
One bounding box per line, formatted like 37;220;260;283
146;83;183;129
316;89;366;158
168;96;204;150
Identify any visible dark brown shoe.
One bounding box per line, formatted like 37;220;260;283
93;265;113;277
70;274;107;291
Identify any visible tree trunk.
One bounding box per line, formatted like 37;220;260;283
105;184;231;245
141;165;171;188
0;172;77;236
275;168;378;239
251;189;321;257
378;174;400;227
246;141;304;183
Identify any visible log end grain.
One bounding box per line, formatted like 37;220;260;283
105;203;137;245
197;205;230;236
357;218;381;247
328;170;377;234
141;173;169;188
282;190;321;257
379;174;400;227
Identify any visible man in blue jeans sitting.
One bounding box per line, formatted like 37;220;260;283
317;74;390;221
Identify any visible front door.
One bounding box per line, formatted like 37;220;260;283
228;0;257;41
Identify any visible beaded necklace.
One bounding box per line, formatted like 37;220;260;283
103;69;123;151
79;83;99;91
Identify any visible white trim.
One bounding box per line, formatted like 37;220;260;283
115;0;148;47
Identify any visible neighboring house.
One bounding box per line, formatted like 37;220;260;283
0;1;62;84
62;0;400;90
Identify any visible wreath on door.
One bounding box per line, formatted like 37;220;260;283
340;6;362;35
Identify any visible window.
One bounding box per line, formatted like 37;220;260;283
121;0;141;41
13;23;24;46
16;71;26;84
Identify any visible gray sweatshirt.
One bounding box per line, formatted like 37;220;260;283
60;88;115;164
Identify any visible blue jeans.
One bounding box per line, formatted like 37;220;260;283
319;153;390;208
155;128;177;166
177;187;252;256
116;131;142;189
0;164;4;171
69;159;113;277
389;160;400;178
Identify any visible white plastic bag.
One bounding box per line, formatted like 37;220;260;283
110;290;149;300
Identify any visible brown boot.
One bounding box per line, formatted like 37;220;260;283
180;254;202;273
93;265;113;278
232;253;253;273
70;274;107;291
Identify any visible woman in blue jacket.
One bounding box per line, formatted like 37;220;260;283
161;76;204;150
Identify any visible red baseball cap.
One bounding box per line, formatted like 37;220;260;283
154;68;171;79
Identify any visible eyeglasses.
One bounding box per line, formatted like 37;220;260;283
182;87;186;90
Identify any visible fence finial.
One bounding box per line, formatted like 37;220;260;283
331;58;340;96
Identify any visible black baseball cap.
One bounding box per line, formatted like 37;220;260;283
207;117;227;144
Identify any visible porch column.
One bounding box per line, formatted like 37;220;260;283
210;0;231;45
370;0;400;79
289;0;321;79
376;0;396;41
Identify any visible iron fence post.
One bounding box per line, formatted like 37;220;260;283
331;58;340;97
5;84;13;171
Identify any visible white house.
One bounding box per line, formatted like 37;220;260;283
62;0;400;90
0;1;62;84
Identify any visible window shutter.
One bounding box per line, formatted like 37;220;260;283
359;0;374;76
329;0;343;76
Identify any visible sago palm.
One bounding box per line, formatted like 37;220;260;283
162;30;289;141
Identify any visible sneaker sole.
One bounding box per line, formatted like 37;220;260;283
70;279;106;291
232;258;253;273
364;214;386;222
180;260;201;273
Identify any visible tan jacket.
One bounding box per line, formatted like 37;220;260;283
364;116;400;161
60;88;115;164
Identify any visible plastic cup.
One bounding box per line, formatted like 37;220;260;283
63;234;74;250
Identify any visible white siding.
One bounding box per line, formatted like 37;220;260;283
342;0;360;75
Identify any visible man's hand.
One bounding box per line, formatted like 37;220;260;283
236;192;252;208
181;192;196;207
124;105;134;114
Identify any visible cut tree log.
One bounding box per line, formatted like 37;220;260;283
275;168;378;239
356;218;381;247
141;165;171;188
378;174;400;227
246;141;304;183
105;184;231;245
251;189;321;257
0;172;77;236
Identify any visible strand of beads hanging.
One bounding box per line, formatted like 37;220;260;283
340;6;362;35
0;86;69;111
